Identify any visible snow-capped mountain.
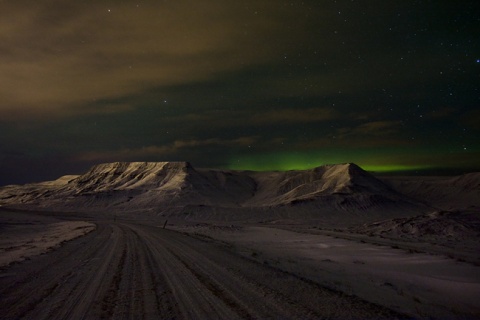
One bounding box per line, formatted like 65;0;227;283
0;162;451;221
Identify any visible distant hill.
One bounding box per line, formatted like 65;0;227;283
1;162;477;224
380;173;480;211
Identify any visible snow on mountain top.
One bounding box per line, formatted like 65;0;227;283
244;162;393;206
70;161;194;193
0;162;429;215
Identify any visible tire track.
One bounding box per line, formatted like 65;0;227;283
46;224;123;320
99;239;127;318
149;227;320;319
134;223;407;319
132;225;248;319
0;220;408;319
115;224;179;319
0;223;112;319
168;248;254;319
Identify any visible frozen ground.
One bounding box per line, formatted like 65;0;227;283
0;210;405;319
1;207;478;318
0;209;95;267
177;224;480;318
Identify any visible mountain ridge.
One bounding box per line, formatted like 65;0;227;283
1;161;476;223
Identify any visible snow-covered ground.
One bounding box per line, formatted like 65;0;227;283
178;224;480;318
0;210;95;267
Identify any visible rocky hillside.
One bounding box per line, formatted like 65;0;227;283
0;162;441;220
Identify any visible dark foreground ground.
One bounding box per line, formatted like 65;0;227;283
0;210;407;320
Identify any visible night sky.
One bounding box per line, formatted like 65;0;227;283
1;1;479;185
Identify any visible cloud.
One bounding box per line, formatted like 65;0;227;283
173;137;256;149
75;136;258;162
296;136;411;149
252;107;337;124
337;121;403;137
168;107;338;129
0;1;311;120
359;151;480;169
287;121;409;149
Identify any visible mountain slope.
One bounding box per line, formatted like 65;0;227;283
70;162;191;193
0;162;428;219
0;175;78;207
380;173;480;211
245;163;400;207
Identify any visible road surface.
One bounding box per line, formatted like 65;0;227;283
0;220;405;319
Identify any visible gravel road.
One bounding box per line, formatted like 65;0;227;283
0;220;405;319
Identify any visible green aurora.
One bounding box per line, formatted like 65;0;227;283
227;152;434;173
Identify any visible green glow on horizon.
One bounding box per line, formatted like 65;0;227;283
358;164;432;172
228;153;339;171
227;152;432;173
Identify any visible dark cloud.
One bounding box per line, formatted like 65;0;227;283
0;0;310;119
74;136;258;163
338;121;403;137
252;107;338;124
